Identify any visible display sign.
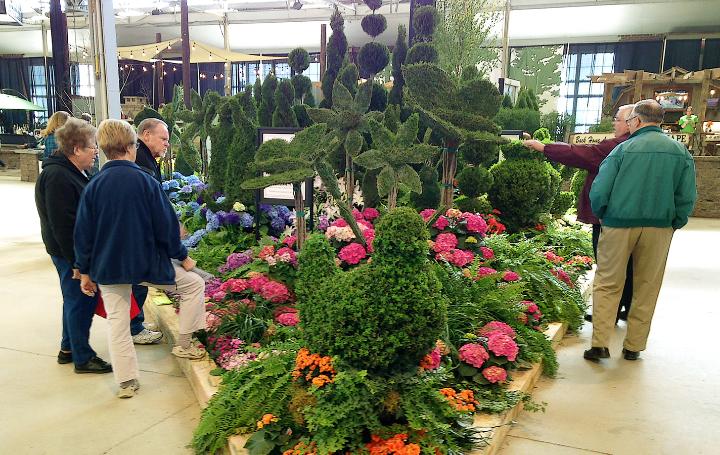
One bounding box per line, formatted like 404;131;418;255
500;130;524;141
256;127;311;206
666;133;690;145
570;132;691;145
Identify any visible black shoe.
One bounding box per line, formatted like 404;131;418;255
57;351;73;364
622;348;640;361
74;356;113;374
584;314;593;323
583;347;610;361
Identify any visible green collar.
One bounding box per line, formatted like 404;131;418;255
629;125;662;139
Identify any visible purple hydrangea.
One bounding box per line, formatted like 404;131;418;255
206;210;220;231
239;213;254;228
318;215;329;231
270;216;287;232
180;185;192;194
218;250;253;273
225;212;241;225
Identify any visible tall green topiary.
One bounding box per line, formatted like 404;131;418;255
338;63;359;96
297;207;447;374
358;0;390;79
361;169;380;208
321;6;348;108
494;107;541;133
272;79;299;127
389;25;408;106
174;140;201;176
253;77;262;106
502;94;513;108
206;99;234;192
237;84;257;122
258;73;277;127
222;97;258;204
407;2;438;65
288;47;311;75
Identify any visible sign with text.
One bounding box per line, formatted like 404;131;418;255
570;132;691;145
256;127;311;206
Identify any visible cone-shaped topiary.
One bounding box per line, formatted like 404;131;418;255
361;14;387;38
291;74;313;104
206;98;234;192
225;97;258;204
369;82;388;112
405;42;438;64
272;79;299;127
237;85;257;121
338;63;359;96
502;94;513;108
321;6;348;107
527;88;540;111
258;74;278;127
253;77;262;105
174;140;201;176
293;104;313;128
388;25;408;105
296;207;447;374
457;165;493;198
413;6;437;38
288;47;311;74
358;42;390;79
409;164;441;210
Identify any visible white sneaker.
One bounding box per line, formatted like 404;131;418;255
132;329;163;345
117;379;140;399
171;344;205;360
143;322;159;331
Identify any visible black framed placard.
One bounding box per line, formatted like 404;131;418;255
254;127;314;238
500;130;524;141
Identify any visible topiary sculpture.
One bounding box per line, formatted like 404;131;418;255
296;207;447;374
223;97;258;205
369;82;388;112
177;90;220;187
338;62;359;96
550;191;575;217
388;25;408;106
457;165;493;198
409;164;441;210
258;73;278;127
358;0;390;80
272;79;299;127
288;47;311;75
353;114;436;209
320;6;348;108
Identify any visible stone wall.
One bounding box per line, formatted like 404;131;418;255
692;156;720;218
1;149;41;182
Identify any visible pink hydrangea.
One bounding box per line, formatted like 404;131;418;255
206;312;222;330
433;233;458;253
482;366;507;383
259;280;291;303
226;278;249;293
478;321;516;339
480;246;495;260
358;219;374;230
276;247;298;265
437;249;474;267
352;208;364;220
247;273;270;293
545;251;564;263
212;290;227;302
363;229;375;253
462;213;488;235
276;312;299;326
331;218;348;228
282;235;297;248
338;242;367;265
502;271;521;282
517;313;529;325
521;300;539;314
420;347;442;370
362;207;380;221
419;208;436;221
486;332;519;361
551;268;573;286
433;216;449;230
477;267;498;278
458;343;490;369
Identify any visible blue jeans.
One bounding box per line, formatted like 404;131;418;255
51;256;97;366
130;285;148;336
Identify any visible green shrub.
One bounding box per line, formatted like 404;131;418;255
570;169;588;199
297;208;446;374
460;139;499;168
494;107;541;133
174;141;201;176
455;194;492;214
502;94;513;108
293;104;313;128
550;191;575;216
459;78;502;119
208;100;235;192
359;42;390;78
413;6;437;37
533;127;551;143
338;63;359;96
224;100;258;204
361;169;381;208
388;25;408;105
238;85;257;121
272;79;299;127
457;165;493;198
501;139;542;161
409;165;441;210
258;73;277;127
291;74;313;104
321;6;348;107
589;117;614;133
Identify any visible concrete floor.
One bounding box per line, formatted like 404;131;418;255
2;172;719;455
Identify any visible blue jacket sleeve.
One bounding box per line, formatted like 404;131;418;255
589;150;621;220
673;157;697;229
73;188;94;274
149;182;188;261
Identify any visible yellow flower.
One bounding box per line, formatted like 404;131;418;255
466;236;477;243
233;201;245;212
462;269;472;278
446;208;462;218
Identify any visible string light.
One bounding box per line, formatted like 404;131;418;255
168;45;172;50
143;66;148;72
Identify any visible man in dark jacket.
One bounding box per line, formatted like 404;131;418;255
127;118;171;343
523;105;635;322
35;117;112;373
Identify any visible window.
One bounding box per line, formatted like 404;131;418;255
71;64;95;97
558;45;614;133
30;65;49;125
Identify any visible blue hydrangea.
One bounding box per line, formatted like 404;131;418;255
216;196;226;204
205;210;220;231
167;180;181;189
182;228;207;248
169;192;179;200
270;216;287;232
276;205;292;220
188;201;200;212
186;175;201;183
161;181;170;191
180;185;192;193
173;172;185;179
238;213;254;228
176;201;187;207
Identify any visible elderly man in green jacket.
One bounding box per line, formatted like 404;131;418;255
585;99;697;362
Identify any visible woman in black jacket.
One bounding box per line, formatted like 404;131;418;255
35;117;111;374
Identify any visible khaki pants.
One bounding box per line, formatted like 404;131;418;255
99;264;207;384
591;226;674;352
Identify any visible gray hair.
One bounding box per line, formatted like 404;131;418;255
632;100;664;124
617;104;635;117
136;117;168;137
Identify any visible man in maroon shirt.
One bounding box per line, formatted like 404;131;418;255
523;104;635;322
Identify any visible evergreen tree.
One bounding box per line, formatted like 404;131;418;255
272;80;299;128
389;25;408;106
258;74;278;127
320;6;348;108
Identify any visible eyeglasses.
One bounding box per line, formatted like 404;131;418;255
85;145;99;152
625;115;639;124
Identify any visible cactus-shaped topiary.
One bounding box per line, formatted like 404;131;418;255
296;207;447;374
320;6;348;108
388;25;408;106
272;79;299;127
258;73;278;127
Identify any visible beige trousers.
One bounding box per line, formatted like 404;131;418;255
591;226;674;352
99;264;207;384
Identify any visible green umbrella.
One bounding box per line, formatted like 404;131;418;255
0;93;44;111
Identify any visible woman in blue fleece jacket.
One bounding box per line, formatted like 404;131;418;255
74;119;206;398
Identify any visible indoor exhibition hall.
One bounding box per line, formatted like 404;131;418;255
1;0;719;454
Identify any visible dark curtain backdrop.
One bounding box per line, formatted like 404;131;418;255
0;57;32;129
613;41;663;73
703;39;720;69
663;39;702;71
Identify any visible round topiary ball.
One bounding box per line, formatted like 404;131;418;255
288;48;311;74
455;195;493;214
413;6;437;37
460;78;502;119
364;0;383;11
457;165;493;198
405;42;438;64
358;42;390;78
361;13;387;38
501;140;544;161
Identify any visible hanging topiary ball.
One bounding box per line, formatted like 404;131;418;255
361;14;387;38
405;42;438;64
413;6;437;37
358;42;390;78
363;0;383;11
288;47;311;74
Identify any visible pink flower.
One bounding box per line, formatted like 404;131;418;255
458;343;490;369
486;332;519;361
206;312;222;330
521;300;539;314
517;313;529;325
227;279;249;293
363;229;375;253
419;208;436;222
247;273;270;293
433;233;458;253
462;213;488;235
502;271;521;282
482;366;507;383
420;347;442;370
276;247;297;265
358;219;374;230
259;281;291;303
551;268;573;286
282;235;297;248
477;267;498;278
338;243;367;265
211;290;227;302
276;312;299;326
258;245;275;260
433;216;449;230
331;218;348;227
362;207;380;221
544;251;564;263
352;208;364;220
480;246;494;260
478;321;516;339
437;249;474;267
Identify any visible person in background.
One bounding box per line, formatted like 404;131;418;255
128;117;172;344
523;104;636;323
678;106;698;134
42;111;71;159
585;99;697;362
80;113;93;124
34;117;112;374
74;119;206;398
